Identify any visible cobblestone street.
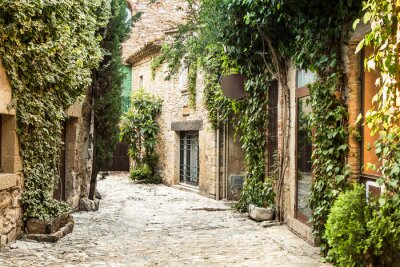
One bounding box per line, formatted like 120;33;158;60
0;173;327;267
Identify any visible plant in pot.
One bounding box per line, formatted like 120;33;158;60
246;178;276;222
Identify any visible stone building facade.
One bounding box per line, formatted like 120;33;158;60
126;41;245;198
0;60;94;247
123;0;381;246
123;1;245;199
0;61;23;247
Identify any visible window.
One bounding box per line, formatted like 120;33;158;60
180;132;199;186
295;70;314;225
179;64;188;92
139;75;143;88
361;47;380;179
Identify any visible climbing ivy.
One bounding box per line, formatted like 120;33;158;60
0;1;111;220
325;0;400;264
156;0;364;254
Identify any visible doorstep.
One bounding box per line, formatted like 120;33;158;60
173;183;199;194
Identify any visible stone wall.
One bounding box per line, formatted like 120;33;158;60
122;0;187;61
65;95;94;209
131;53;218;198
0;61;23;247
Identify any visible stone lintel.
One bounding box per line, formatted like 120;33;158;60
0;173;17;191
171;120;203;132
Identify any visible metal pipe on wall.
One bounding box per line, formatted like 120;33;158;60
216;127;220;200
222;123;226;200
225;121;229;199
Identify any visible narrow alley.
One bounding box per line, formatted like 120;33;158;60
0;173;326;267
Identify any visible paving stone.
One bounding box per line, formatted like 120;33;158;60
0;173;330;266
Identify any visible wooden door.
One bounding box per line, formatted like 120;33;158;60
54;121;66;201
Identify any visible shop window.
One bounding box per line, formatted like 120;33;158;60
180;131;199;186
295;69;314;225
361;47;380;179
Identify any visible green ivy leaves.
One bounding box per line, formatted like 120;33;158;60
0;0;111;220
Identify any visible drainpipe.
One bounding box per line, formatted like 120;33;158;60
216;127;220;200
222;123;226;200
225;121;229;199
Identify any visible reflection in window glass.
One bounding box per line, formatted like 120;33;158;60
126;8;132;22
296;70;316;88
297;96;313;221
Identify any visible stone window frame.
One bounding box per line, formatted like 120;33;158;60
0;114;19;191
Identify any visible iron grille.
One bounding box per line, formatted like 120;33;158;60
180;131;199;186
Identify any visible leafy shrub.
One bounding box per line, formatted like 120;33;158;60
120;89;162;184
325;184;371;266
366;194;400;266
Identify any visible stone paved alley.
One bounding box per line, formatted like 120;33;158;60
0;173;328;267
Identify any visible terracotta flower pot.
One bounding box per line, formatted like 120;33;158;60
220;74;246;100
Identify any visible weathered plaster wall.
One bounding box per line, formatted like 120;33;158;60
0;61;23;247
131;54;218;198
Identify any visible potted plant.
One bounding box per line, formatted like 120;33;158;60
247;179;275;222
220;74;246;100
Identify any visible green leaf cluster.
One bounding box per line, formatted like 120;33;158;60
91;0;132;175
150;0;364;254
119;88;162;183
325;0;400;264
326;185;400;266
0;0;111;220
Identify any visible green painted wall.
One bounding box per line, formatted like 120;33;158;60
122;65;132;112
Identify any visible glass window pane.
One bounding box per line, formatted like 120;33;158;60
297;69;316;88
297;96;313;221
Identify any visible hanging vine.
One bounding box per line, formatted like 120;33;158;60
0;0;110;220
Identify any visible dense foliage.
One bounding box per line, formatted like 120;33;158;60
0;0;110;220
326;0;400;264
89;0;131;199
119;89;162;183
325;184;372;266
154;0;360;244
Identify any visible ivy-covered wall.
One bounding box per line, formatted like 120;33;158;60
0;0;111;221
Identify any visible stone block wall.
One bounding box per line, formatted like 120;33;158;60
131;54;218;198
0;62;23;248
65;97;94;210
122;0;187;61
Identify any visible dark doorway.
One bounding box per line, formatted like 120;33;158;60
267;80;279;176
54;121;67;201
109;142;130;171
